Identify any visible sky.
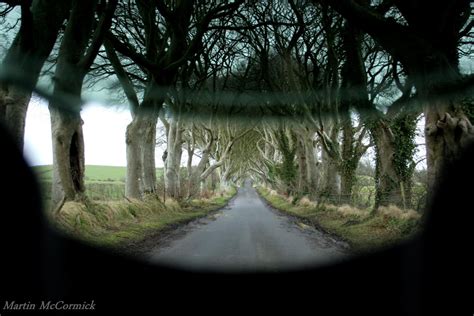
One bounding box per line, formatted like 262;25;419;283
23;99;167;167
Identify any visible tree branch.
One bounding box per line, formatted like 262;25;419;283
79;0;118;70
106;31;156;71
315;0;427;65
164;0;246;71
104;38;139;114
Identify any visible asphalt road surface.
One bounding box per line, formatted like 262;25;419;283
147;181;349;272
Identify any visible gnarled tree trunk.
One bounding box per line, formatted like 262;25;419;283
423;87;474;192
125;109;159;197
322;0;474;194
49;0;116;210
370;122;402;208
50;111;85;206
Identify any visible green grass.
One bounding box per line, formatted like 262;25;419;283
32;165;164;183
257;186;421;253
33;165;165;201
49;187;237;248
38;180;126;201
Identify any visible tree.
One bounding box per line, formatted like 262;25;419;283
317;0;474;193
0;0;71;149
49;0;116;209
106;0;245;199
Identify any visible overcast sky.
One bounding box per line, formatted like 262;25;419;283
23;99;167;167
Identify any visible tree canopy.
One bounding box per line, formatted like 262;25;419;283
0;0;472;212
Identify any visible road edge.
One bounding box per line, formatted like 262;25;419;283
255;186;353;253
116;189;240;257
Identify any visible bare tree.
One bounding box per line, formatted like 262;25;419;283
49;0;116;209
106;0;245;199
317;0;474;193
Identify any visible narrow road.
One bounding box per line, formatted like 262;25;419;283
147;181;348;272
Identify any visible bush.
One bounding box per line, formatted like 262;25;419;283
377;205;421;235
298;196;315;207
377;204;420;221
337;204;369;219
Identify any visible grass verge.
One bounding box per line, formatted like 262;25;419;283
257;186;421;253
46;187;237;249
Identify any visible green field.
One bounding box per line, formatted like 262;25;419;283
33;165;164;183
33;165;164;201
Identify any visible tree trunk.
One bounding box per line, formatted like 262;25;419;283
339;19;370;205
423;95;474;192
48;0;116;210
187;134;223;198
50;110;85;206
318;124;340;202
371;122;402;208
187;172;201;198
187;142;211;198
404;178;413;210
339;123;355;204
325;0;473;193
296;138;308;194
219;166;232;191
185;139;194;198
0;1;71;148
125;111;159;197
319;147;339;202
187;149;207;198
340;170;354;205
165;115;183;198
125;117;143;199
2;88;30;148
49;4;94;207
274;128;297;195
105;39;142;199
187;128;240;197
304;136;319;198
141;113;158;194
